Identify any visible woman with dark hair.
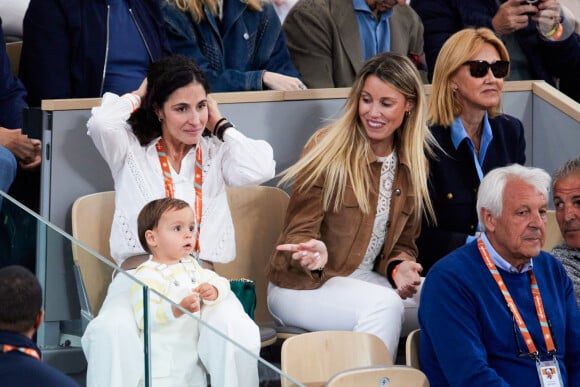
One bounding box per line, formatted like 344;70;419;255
83;55;275;387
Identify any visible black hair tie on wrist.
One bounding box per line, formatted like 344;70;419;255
213;117;228;133
216;122;234;141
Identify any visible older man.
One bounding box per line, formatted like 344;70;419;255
419;164;580;386
283;0;426;88
552;156;580;309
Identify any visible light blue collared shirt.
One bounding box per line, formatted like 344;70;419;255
452;113;493;241
353;0;393;61
480;233;534;273
450;112;494;181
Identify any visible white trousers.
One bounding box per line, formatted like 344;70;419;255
81;272;261;387
267;270;422;359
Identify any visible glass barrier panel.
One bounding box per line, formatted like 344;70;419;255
0;191;300;386
139;285;301;386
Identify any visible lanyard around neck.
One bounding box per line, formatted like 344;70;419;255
477;238;556;357
1;344;41;360
155;138;202;253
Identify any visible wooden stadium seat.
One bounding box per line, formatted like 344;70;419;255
281;331;392;387
71;191;117;324
406;328;422;370
326;365;429;387
72;187;286;347
544;209;564;251
217;185;289;323
219;185;309;341
216;185;292;347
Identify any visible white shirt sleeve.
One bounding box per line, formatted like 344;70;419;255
220;128;276;187
86;93;139;176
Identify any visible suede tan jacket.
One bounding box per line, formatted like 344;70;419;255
267;148;420;290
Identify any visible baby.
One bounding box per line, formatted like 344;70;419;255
131;197;230;386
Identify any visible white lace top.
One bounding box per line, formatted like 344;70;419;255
357;150;398;272
87;92;276;265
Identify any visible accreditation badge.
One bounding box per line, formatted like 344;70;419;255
536;359;564;387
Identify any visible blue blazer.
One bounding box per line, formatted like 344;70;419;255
162;0;299;92
417;114;526;273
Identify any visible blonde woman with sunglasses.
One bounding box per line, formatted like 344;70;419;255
416;27;527;274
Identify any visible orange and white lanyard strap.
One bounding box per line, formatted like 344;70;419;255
478;238;556;357
156;138;203;253
1;344;41;360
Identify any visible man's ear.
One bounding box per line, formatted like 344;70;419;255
145;229;157;248
480;207;496;233
33;311;44;331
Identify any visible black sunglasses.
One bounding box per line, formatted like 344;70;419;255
464;60;510;78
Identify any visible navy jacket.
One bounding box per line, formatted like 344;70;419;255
0;331;79;386
417;114;526;273
162;0;299;92
20;0;171;106
0;18;27;129
410;0;580;97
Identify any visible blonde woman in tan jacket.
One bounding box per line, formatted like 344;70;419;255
267;52;435;358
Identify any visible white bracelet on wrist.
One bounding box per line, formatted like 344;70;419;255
125;93;141;112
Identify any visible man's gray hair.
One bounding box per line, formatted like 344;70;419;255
553;156;580;189
477;164;551;231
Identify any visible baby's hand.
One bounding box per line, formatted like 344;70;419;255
194;283;218;302
172;292;201;317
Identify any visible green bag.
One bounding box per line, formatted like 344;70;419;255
229;278;257;319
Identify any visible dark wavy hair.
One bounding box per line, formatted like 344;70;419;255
128;55;210;145
0;265;42;333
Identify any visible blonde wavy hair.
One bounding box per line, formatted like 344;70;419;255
428;28;510;127
280;53;435;222
172;0;267;23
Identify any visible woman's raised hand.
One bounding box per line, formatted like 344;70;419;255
206;94;224;134
133;78;148;99
263;71;307;91
277;239;328;271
